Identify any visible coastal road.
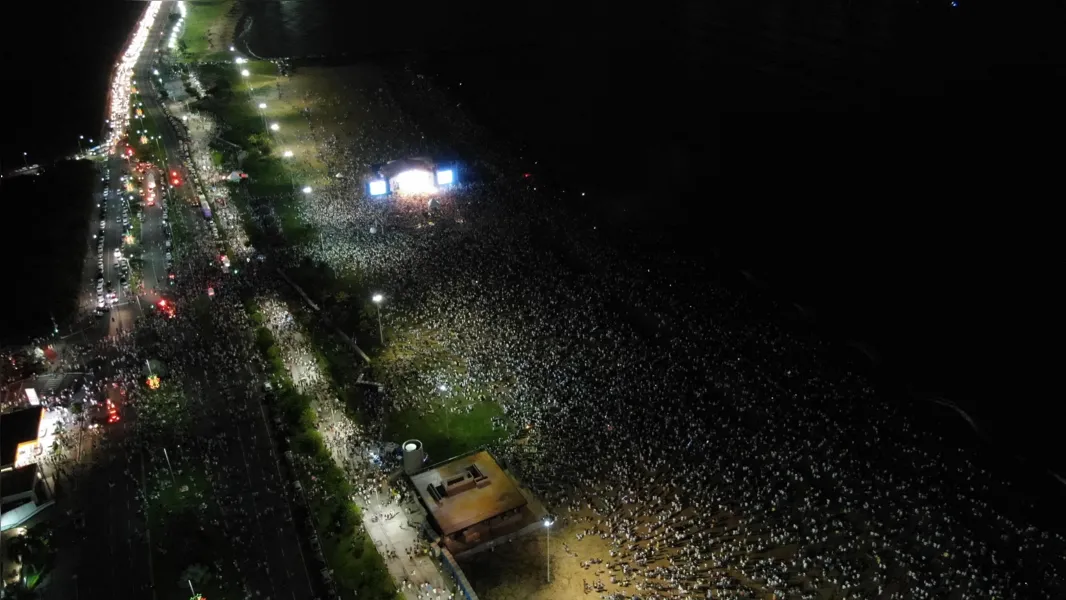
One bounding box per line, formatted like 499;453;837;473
62;8;176;599
104;6;320;599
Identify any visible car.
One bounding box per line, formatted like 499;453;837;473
165;252;172;261
113;249;122;259
100;220;106;228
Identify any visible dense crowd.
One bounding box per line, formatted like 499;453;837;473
240;61;1066;600
15;53;1065;600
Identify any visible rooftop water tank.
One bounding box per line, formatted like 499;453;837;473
402;439;424;474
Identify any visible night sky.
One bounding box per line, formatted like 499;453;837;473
1;0;1063;473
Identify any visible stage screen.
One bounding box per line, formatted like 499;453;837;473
369;180;388;196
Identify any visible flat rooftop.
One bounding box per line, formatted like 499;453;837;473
0;407;43;467
1;465;38;497
410;450;527;536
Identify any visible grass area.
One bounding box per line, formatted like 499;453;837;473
246;303;398;600
371;329;507;458
178;0;237;62
386;401;504;463
192;60;320;251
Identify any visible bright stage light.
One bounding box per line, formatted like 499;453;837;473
436;169;454;186
368;180;387;196
393;169;436;195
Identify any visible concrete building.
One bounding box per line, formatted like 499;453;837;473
410;450;540;555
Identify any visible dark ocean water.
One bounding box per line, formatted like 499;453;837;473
0;2;144;343
0;3;143;166
243;0;1063;481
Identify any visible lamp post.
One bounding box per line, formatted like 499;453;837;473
22;151;29;169
372;294;384;345
544;516;555;583
78;135;85;153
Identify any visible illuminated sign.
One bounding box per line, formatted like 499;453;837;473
436;169;454;186
25;388;40;406
14;440;41;469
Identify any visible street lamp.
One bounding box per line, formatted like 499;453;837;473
270;123;280;131
240;69;250;77
77;135;85;153
283;150;293;158
372;294;384;345
302;186;312;194
544;516;555;583
258;102;266;109
22;151;28;168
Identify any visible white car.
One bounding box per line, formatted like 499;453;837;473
113;249;122;259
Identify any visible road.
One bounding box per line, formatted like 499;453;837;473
122;5;318;599
53;7;175;600
44;5;320;600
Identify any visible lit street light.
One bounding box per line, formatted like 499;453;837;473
240;69;250;77
302;186;312;194
372;294;385;345
270;123;280;131
544;516;555;583
258;102;266;109
283;150;293;158
22;151;28;168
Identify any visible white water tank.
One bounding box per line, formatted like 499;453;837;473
402;439;425;474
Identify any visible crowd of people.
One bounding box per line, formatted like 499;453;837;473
235;59;1066;600
12;50;1064;600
